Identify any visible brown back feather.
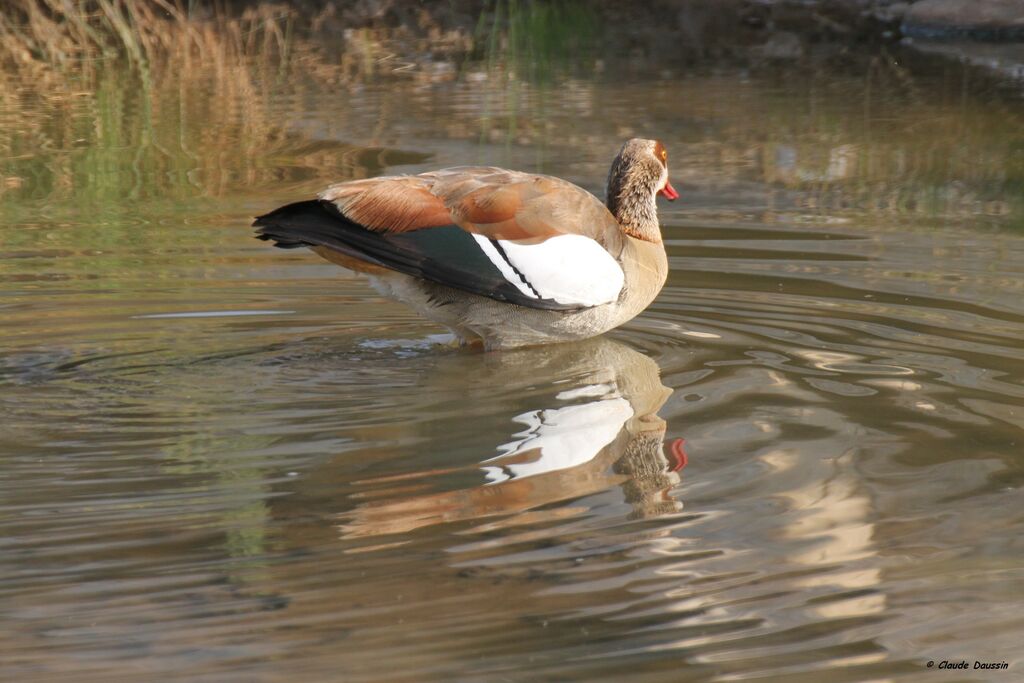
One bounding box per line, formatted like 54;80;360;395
319;167;624;255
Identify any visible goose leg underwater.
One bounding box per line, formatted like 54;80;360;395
254;138;678;350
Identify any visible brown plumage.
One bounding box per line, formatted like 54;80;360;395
320;167;624;246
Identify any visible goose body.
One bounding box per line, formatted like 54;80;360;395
255;139;677;350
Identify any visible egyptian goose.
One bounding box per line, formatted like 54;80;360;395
254;138;677;349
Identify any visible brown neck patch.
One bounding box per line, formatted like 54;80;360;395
653;140;667;168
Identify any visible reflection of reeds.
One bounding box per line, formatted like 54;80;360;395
471;1;598;151
0;2;332;208
0;60;398;209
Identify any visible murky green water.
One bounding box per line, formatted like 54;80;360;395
2;48;1023;682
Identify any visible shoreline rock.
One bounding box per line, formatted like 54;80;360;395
902;0;1024;42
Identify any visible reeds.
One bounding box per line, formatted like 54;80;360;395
475;0;598;82
1;0;185;74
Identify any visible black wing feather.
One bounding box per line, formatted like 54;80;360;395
253;200;583;311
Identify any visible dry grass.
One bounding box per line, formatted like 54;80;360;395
0;0;478;88
0;1;301;75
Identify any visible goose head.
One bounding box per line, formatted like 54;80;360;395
605;138;678;243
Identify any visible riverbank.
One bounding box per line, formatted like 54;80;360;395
3;1;1023;84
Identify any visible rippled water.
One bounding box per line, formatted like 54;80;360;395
2;48;1023;682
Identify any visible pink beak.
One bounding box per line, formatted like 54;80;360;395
668;438;688;472
659;180;679;201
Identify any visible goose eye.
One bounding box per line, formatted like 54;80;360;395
654;143;667;164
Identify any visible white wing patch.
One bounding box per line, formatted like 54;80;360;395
472;233;624;307
480;397;634;483
471;235;538;300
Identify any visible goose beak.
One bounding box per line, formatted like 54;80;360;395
667;438;688;472
658;180;679;201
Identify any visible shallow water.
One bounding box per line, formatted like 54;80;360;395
2;48;1024;682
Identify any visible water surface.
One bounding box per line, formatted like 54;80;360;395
2;49;1023;682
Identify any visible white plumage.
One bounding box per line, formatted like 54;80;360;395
472;234;625;307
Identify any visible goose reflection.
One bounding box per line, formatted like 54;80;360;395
339;337;686;539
